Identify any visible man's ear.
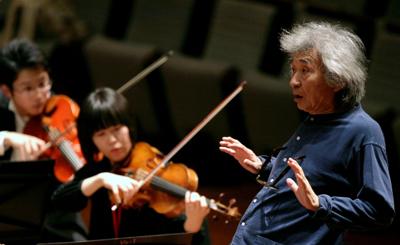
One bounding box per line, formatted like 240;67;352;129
0;84;12;99
333;83;345;92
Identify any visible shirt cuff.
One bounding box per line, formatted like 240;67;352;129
0;131;8;156
312;194;332;220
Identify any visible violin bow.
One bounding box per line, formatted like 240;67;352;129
111;81;246;211
116;50;174;94
138;81;247;189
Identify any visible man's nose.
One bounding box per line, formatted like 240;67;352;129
289;73;300;88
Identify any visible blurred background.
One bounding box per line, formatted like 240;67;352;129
1;0;400;244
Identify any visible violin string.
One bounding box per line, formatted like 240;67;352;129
58;140;82;170
132;169;240;218
48;127;83;171
136;168;187;198
137;169;225;214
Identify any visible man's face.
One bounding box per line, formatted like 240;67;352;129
289;49;340;115
9;67;51;117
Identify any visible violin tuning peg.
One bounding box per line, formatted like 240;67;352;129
218;192;225;200
228;198;237;207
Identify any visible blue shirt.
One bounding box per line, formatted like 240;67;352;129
231;105;395;245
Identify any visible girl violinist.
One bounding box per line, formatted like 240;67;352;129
0;39;87;241
52;87;211;244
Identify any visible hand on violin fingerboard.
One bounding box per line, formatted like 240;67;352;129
3;131;46;160
184;191;210;233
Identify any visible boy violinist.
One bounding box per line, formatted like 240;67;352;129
0;39;50;160
52;87;211;244
0;39;87;241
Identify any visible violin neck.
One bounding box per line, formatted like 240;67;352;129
149;175;217;210
150;175;188;199
144;172;241;220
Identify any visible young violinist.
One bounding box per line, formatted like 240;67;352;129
0;38;87;241
52;87;211;244
0;39;50;160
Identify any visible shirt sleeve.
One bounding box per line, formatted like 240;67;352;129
51;163;95;212
313;143;395;230
257;155;275;177
0;131;8;156
52;179;89;212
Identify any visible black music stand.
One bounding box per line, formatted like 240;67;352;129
0;159;54;244
38;232;193;245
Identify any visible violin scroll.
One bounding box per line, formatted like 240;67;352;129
209;193;241;222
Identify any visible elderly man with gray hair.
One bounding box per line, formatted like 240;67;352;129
219;22;395;244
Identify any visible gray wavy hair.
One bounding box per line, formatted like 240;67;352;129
280;22;367;109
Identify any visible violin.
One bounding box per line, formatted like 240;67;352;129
24;95;86;182
112;142;241;220
110;81;246;220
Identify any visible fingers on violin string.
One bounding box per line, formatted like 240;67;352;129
190;192;201;202
185;191;189;203
200;195;208;208
186;192;201;205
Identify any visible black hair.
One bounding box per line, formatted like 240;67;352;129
77;87;136;163
0;38;49;90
